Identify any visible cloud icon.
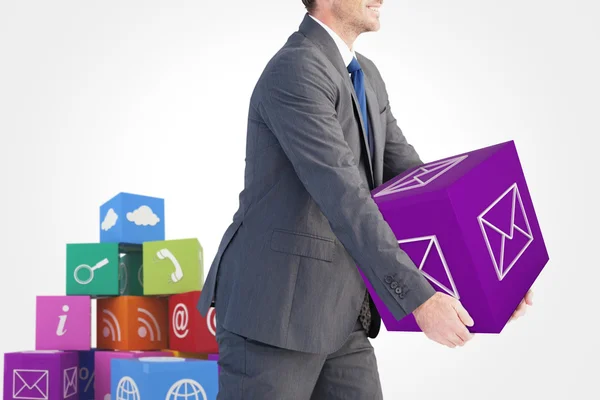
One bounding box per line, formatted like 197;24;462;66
127;205;160;226
101;208;118;231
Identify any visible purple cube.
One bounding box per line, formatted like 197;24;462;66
3;350;79;400
36;295;92;351
361;140;549;333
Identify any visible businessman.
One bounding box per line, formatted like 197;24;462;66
197;0;533;398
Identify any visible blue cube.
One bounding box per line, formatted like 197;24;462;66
100;192;165;244
111;356;218;399
78;348;96;400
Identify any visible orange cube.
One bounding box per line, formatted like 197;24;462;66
96;296;168;351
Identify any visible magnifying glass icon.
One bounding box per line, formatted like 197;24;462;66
74;258;109;285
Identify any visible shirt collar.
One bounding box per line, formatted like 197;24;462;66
309;14;356;69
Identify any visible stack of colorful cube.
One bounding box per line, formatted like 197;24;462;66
3;192;220;400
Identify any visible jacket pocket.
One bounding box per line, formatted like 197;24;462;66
270;229;335;263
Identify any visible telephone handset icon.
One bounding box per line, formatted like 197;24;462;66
156;248;183;283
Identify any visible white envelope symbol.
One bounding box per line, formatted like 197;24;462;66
374;155;468;197
63;366;78;398
398;235;460;299
478;182;533;281
13;369;49;400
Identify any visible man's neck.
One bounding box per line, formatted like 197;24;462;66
309;12;357;51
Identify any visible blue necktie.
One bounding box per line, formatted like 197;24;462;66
347;57;373;157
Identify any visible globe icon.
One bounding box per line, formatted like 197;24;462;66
116;376;141;400
166;379;207;400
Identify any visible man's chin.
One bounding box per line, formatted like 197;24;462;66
364;23;381;33
354;18;380;35
364;18;381;32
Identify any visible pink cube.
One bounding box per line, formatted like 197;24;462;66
36;295;91;351
94;350;172;400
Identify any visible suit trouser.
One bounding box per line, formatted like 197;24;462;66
212;246;383;400
211;231;384;399
215;318;383;399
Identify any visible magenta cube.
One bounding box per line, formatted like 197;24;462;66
361;140;549;333
36;296;91;351
3;350;79;400
94;350;171;400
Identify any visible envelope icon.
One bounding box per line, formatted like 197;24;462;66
13;369;49;400
63;366;78;398
398;235;459;299
478;182;533;281
374;155;468;197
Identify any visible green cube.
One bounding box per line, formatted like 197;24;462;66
142;238;204;295
66;243;142;296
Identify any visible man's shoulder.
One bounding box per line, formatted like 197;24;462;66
249;29;342;106
251;33;336;96
355;52;390;107
356;52;383;81
264;33;329;73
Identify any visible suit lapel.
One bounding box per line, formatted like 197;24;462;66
298;14;376;189
364;78;384;188
343;79;375;187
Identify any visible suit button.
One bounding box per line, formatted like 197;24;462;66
384;276;392;284
391;281;398;289
395;287;402;295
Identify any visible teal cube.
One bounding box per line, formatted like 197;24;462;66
119;252;144;296
66;242;142;296
100;192;165;244
111;356;218;399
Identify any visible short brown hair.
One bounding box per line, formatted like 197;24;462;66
302;0;317;12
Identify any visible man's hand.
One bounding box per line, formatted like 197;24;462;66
509;289;534;322
412;292;475;348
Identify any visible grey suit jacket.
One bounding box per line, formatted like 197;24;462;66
197;13;436;355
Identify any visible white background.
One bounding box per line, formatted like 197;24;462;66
1;0;599;398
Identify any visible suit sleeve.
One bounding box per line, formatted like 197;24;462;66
256;49;436;321
381;100;425;183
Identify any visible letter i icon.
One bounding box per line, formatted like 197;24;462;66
56;305;69;336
